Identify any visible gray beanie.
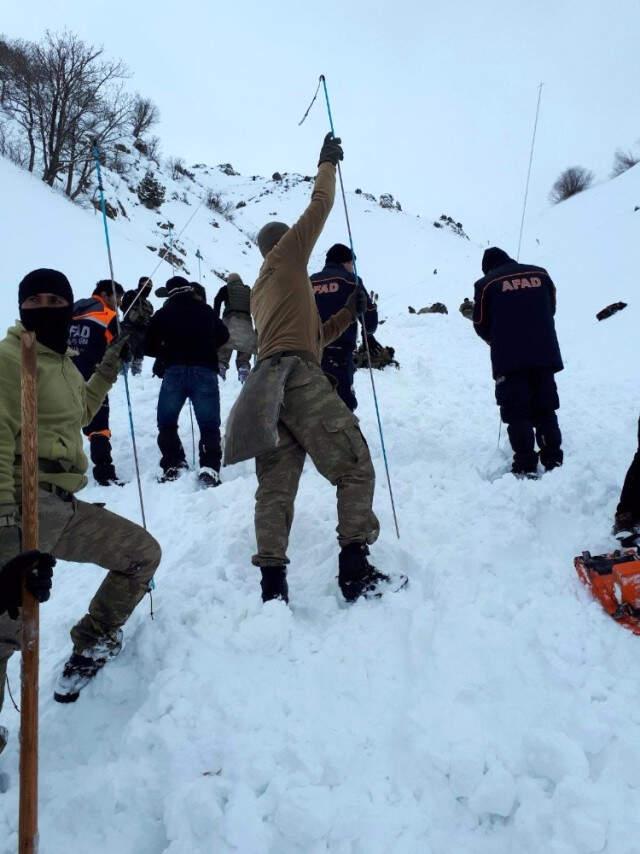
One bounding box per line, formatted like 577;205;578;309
257;222;289;258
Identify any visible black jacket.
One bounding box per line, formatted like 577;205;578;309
473;257;563;378
310;263;378;352
144;292;229;370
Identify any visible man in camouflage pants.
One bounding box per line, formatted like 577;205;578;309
249;133;386;604
0;269;161;729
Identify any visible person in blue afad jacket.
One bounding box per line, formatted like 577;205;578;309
310;243;378;411
473;247;564;477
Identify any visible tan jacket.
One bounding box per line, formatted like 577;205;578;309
251;162;354;363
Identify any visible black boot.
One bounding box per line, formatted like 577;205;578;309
338;543;390;602
260;566;288;603
54;631;123;704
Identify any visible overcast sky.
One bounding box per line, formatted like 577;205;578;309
3;0;639;248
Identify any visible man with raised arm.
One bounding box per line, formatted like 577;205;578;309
226;134;388;605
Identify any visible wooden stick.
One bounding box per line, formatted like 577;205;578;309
19;331;39;854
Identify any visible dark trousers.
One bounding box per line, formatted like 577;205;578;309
322;347;357;412
82;396;116;482
617;417;640;522
157;365;221;472
495;368;563;473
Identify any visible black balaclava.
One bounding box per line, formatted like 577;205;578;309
18;268;74;354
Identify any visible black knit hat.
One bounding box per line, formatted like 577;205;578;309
18;268;73;306
165;275;191;293
326;243;354;265
482;247;511;275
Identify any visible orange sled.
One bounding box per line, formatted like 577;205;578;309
575;549;640;635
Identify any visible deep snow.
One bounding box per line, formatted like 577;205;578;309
0;152;639;853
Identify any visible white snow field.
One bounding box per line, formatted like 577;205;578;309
0;151;639;853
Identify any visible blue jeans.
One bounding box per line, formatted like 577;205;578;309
157;365;221;471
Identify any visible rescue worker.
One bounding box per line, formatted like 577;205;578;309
121;277;154;375
459;298;474;320
68;280;125;486
473;247;563;477
224;134;388;605
311;244;378;411
145;276;230;487
213;273;257;383
0;269;161;709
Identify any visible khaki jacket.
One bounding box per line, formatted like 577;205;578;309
0;323;113;511
251;162;353;363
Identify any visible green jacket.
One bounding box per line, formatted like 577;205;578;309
0;323;114;511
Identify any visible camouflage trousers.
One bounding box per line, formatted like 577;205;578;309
253;358;379;567
218;314;257;372
0;490;161;714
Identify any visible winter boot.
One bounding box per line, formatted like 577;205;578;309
238;366;250;384
198;467;221;488
260;566;288;604
54;630;123;704
158;462;188;483
338;543;391;602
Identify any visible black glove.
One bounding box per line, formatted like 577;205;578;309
346;285;368;319
318;132;343;167
0;550;55;619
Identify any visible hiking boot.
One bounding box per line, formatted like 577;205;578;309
54;631;123;704
260;566;288;604
198;467;221;488
238;366;250;384
158;464;187;483
338;543;391;602
95;475;126;487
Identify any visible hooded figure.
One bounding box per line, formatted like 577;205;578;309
473;247;564;476
0;268;159;712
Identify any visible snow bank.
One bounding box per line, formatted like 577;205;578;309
0;152;639;853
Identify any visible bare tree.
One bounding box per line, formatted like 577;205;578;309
549;166;595;204
130;94;159;138
0;31;135;197
611;148;640;178
0;37;43;172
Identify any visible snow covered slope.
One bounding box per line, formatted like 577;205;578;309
0;151;639;854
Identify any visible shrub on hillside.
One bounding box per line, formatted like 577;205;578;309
206;189;234;219
611;148;640;178
549;166;595;204
137;169;166;209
